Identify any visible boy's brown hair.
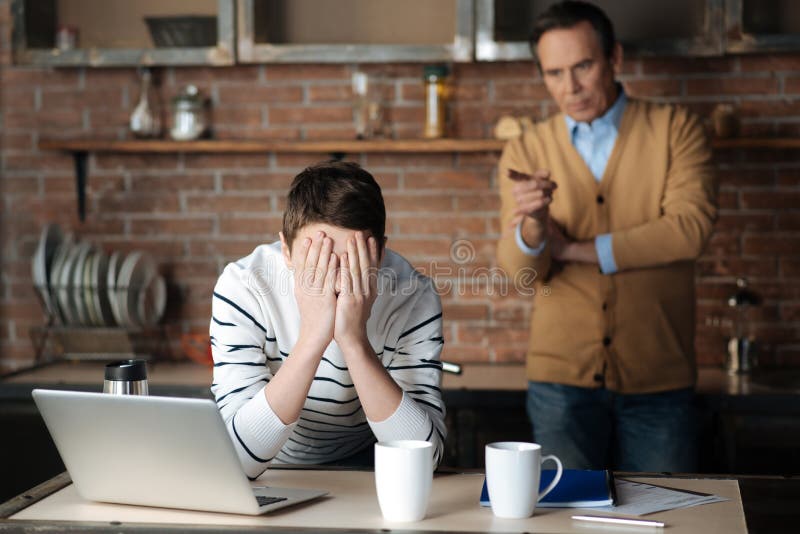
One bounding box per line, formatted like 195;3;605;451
282;161;386;250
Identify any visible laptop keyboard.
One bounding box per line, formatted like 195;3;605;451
256;495;288;507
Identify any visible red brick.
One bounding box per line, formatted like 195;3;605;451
454;62;536;80
1;68;80;86
739;100;800;117
269;105;351;124
640;57;737;75
308;85;352;102
741;191;800;210
130;217;215;235
213;107;264;128
780;259;800;277
4;110;83;130
130;174;215;193
393;215;487;237
778;170;800;187
781;303;800;322
304;126;358;140
96;194;180;214
786;76;800;95
184;154;269;169
453;83;490;102
493;347;528;363
187;238;263;258
740;54;800;72
214;126;302;140
742;234;800;255
717;168;774;187
86;109;129;129
218;85;303;104
2;176;39;194
264;65;349;81
457;325;530;346
95;239;185;259
705;232;741;255
384;238;458;258
696;257;778;278
41;88;124;109
400;83;424;102
363;153;454;168
493;81;550;101
623;79;683;98
222;172;294;191
440;344;491;363
4;153;73;171
385;105;425;124
165;259;220;280
686;77;778;96
186;194;272;214
273;153;344;169
94;154;180;171
716;191;739;210
172;66;260;85
405;170;490;190
715;212;775;232
441;301;490;320
778;213;800;230
454;194;501;212
384;193;454;213
84;69;139;87
1;132;34;151
218;216;283;235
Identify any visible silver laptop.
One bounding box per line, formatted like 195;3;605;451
32;389;328;515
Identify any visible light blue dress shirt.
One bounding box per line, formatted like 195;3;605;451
515;90;626;274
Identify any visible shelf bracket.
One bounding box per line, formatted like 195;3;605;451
73;151;88;222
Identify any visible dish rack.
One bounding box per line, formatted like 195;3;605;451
30;324;171;364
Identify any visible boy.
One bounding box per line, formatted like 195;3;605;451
210;161;446;478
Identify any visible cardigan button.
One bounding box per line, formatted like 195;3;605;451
593;373;604;382
602;302;608;310
602;336;612;346
596;194;605;204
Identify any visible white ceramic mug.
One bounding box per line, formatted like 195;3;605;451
485;441;563;519
374;440;433;522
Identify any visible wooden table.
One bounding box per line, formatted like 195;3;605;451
1;468;753;533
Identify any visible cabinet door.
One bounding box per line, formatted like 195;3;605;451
725;0;800;53
12;0;235;66
237;0;474;63
475;0;724;61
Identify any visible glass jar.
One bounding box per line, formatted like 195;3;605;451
169;85;207;141
423;65;449;139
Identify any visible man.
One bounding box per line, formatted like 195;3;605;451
496;1;717;472
211;161;445;479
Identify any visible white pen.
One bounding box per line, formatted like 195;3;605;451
572;515;665;528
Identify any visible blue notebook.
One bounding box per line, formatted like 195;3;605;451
480;469;616;508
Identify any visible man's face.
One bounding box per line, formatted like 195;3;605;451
280;222;381;273
537;20;622;123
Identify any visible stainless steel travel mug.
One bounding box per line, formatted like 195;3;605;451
103;359;149;395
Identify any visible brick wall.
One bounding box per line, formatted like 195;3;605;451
1;0;799;373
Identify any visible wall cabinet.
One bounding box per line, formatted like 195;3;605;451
12;0;236;66
11;0;800;67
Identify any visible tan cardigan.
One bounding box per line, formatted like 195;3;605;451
497;99;717;393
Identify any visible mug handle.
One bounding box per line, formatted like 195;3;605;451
537;455;563;501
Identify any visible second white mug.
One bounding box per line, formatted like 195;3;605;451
485;441;563;519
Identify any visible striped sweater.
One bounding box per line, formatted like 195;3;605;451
210;242;446;478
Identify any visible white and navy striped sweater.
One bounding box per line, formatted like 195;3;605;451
210;242;446;479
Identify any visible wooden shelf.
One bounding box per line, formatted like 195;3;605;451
36;136;800;223
38;138;507;154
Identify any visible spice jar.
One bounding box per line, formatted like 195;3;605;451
423;65;449;139
169;85;207;141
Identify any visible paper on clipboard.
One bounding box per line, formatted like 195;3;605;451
587;479;729;516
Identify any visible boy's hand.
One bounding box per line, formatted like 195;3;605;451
295;232;338;353
334;232;379;351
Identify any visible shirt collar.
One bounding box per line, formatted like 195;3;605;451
565;86;627;138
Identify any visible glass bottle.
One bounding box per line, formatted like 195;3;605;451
129;68;161;138
423;65;449;139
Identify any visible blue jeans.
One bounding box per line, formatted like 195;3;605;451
526;382;697;472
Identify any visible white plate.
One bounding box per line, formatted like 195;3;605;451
106;251;123;327
57;242;81;326
137;271;167;328
116;251;143;328
32;223;63;320
92;250;115;327
48;233;74;325
83;251;100;326
70;242;92;326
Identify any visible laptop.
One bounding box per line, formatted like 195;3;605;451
32;389;328;515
